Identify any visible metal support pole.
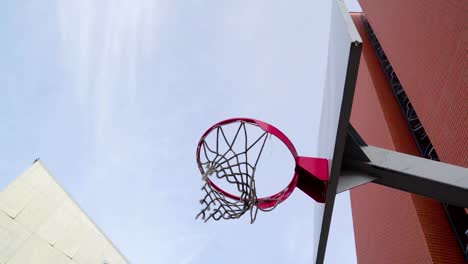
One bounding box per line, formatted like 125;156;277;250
340;145;468;208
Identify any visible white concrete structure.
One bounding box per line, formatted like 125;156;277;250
0;161;128;264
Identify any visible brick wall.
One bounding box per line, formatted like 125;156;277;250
357;0;468;168
349;13;465;264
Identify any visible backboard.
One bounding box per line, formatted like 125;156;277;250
315;0;362;263
193;0;361;263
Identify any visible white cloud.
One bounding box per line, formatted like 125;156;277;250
55;0;180;261
56;0;161;135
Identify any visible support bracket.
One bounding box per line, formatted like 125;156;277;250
338;126;468;208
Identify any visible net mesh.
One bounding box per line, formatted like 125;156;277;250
196;121;286;223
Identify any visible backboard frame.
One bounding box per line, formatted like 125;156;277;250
314;1;363;263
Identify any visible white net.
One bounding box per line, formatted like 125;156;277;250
196;121;287;223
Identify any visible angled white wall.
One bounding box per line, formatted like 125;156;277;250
0;161;128;264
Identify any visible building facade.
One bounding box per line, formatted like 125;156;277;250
0;161;128;264
350;0;468;263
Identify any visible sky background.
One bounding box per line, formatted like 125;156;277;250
0;0;362;263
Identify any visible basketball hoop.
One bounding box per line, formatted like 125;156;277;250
196;118;329;223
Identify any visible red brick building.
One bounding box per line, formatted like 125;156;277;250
349;1;468;263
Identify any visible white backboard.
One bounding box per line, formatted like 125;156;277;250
316;0;362;263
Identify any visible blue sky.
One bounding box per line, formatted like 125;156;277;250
0;0;362;263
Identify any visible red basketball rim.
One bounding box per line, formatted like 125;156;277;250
196;117;300;209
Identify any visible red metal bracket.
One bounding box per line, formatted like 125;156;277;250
295;156;329;203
